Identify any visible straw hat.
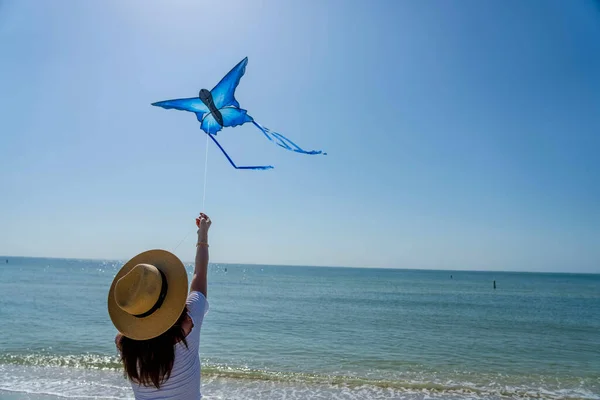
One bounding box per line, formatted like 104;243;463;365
108;249;189;340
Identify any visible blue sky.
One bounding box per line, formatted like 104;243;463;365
1;0;599;272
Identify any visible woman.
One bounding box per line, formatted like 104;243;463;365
108;213;211;399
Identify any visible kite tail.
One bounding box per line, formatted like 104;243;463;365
251;121;326;155
208;133;273;170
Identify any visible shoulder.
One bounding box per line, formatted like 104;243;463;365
187;290;208;305
186;291;209;320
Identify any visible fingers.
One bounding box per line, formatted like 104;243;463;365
196;213;211;227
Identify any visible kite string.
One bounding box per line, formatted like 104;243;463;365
172;133;210;252
202;132;209;210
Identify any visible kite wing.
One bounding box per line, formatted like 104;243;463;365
200;107;253;135
152;98;210;120
220;107;253;127
210;57;248;109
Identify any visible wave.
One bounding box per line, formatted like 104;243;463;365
192;367;600;400
1;353;598;400
0;353;122;370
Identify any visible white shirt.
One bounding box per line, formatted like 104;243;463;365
130;291;209;400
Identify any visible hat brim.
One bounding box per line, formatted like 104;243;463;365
108;249;189;341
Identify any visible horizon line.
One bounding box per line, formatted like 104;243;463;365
1;254;598;275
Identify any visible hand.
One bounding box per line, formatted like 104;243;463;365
196;213;211;242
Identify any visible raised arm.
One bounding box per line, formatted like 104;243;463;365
190;213;211;297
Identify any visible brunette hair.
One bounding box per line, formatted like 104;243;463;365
117;306;189;388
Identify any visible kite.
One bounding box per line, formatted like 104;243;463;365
152;57;325;170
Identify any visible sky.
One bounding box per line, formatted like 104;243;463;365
0;0;599;272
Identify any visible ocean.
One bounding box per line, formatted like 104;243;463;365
0;257;598;400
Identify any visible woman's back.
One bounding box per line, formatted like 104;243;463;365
130;291;209;400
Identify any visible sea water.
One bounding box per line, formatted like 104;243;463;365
1;257;599;399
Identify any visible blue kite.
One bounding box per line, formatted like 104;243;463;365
152;57;325;170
